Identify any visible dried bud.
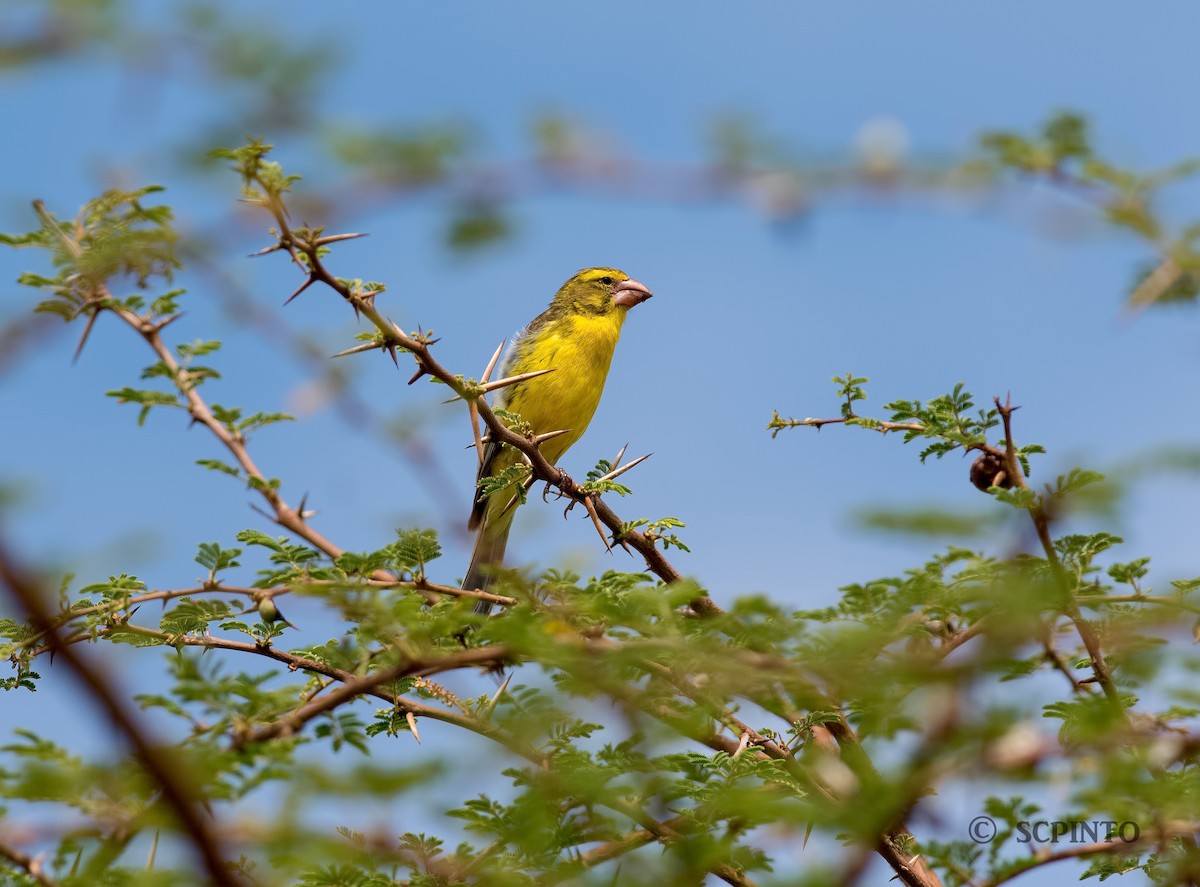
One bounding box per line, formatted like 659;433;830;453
970;452;1012;492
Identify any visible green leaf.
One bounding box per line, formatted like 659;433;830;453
236;529;286;552
78;574;146;598
160;598;235;635
478;464;530;503
105;387;181;425
237;411;294;435
195;542;242;579
176;339;222;359
196;458;241;478
390;528;442;577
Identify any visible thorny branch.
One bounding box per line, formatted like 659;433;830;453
0;836;56;887
244;174;721;616
784;392;1121;703
233;644;511;747
976;822;1200;887
992;396;1120;704
10;578;515;659
0;539;243;887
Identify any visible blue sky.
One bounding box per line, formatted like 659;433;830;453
3;2;1199;882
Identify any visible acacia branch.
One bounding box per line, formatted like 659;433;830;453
994;396;1119;703
14;578;514;659
112;296;431;588
0;838;57;887
249;178;721;615
233;644;510;746
778;392;1120;704
0;539;243;887
185;246;471;537
976;821;1200;887
540;824;662;884
13;609;538;760
768;412;927;435
579;637;941;886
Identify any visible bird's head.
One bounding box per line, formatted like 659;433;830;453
556;267;653;316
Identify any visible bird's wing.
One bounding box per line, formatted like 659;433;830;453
467;305;556;531
468;437;503;531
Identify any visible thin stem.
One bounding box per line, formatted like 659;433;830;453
995;397;1120;703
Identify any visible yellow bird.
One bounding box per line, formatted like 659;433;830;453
465;267;653;608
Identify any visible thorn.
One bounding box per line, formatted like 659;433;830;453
283;275;316;305
146;829;160;870
331;341;383;358
532;428;571;445
150;312;186;334
297;492;310;522
582;496;612;553
733;731;751;757
405;710;421;744
482;367;555;393
468;400;485;466
248;242;284;258
481;339;506;385
611;443;629;472
483;673;512;719
408;366;428;385
386;345;399;368
802;821;814;850
313;232;369;246
72;309;99;363
597;453;653;484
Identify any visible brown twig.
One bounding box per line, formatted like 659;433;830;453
769;413;926;435
976;821;1200;887
233;644;510;746
994;396;1119;703
12;578;515;661
0;838;57;887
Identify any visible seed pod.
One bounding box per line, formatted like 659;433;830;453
970;452;1012;492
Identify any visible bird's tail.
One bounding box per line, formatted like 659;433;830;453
464;520;511;615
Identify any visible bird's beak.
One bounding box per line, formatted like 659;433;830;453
612;277;653;309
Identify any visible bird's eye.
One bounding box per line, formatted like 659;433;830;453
598;276;614;285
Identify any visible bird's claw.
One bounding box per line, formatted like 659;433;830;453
542;467;569;504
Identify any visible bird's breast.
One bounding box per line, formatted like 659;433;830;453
501;311;624;464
